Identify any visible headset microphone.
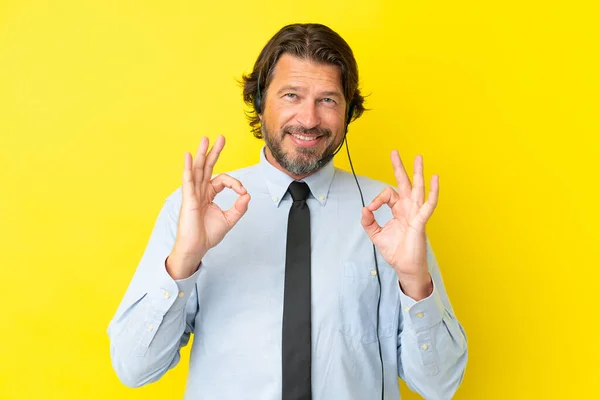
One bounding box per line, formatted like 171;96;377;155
315;148;339;169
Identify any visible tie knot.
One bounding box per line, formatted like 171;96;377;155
288;181;310;202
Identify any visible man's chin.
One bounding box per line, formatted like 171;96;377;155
275;153;320;176
290;148;327;163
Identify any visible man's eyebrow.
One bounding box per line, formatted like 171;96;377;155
276;85;305;94
320;90;343;98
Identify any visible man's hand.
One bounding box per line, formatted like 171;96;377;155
360;150;438;300
166;135;251;280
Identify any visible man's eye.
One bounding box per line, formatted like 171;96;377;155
322;98;335;103
284;93;297;99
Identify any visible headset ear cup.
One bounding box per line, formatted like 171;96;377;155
254;93;262;114
346;103;355;126
254;69;263;115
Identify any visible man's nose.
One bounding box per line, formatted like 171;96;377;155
295;101;320;129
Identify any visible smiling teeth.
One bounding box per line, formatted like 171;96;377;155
292;134;319;141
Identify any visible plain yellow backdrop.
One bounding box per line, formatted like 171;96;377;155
1;0;598;399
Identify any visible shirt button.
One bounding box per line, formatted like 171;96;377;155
147;325;153;332
370;269;377;276
416;312;425;318
404;306;410;312
421;344;429;351
178;291;184;298
273;196;278;202
319;195;325;201
163;291;170;299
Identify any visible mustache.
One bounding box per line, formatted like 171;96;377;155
283;125;332;137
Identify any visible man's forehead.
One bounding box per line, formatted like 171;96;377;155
270;54;342;90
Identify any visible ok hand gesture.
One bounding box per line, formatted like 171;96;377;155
167;136;251;279
360;151;438;300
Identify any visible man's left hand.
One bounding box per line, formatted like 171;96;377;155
360;150;438;301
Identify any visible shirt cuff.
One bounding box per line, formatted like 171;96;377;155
149;260;202;314
398;278;445;332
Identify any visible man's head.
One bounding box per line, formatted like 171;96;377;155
242;23;365;178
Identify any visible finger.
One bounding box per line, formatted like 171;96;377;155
411;155;425;206
223;193;251;227
360;207;382;240
210;173;247;196
366;186;400;212
203;135;226;184
182;152;194;199
192;137;210;188
416;174;439;226
391;150;412;198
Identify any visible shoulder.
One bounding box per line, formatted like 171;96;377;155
333;168;393;203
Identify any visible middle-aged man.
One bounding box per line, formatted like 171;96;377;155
108;23;468;399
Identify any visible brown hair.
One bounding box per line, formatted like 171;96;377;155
241;23;366;138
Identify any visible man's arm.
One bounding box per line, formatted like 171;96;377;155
107;137;250;387
397;240;468;399
107;196;200;387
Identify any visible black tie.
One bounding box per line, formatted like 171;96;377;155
282;181;312;400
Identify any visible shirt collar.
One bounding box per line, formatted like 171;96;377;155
259;146;335;208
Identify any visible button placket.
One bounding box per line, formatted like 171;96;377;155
416;330;436;366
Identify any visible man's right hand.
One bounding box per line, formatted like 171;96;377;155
166;135;251;280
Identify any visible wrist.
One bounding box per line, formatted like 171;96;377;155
397;273;433;301
166;248;205;280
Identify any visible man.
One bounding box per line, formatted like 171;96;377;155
108;23;467;399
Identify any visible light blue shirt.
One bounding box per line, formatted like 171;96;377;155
107;147;468;399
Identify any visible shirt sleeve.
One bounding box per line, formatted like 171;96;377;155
106;193;201;388
397;237;468;399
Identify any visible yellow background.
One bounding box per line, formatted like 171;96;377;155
1;0;598;399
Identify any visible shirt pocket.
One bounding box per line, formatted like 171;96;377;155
339;261;396;344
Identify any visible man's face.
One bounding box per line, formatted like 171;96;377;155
260;53;347;177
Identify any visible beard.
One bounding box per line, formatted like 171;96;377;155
262;123;341;176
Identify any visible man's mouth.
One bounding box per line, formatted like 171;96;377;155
290;133;322;141
287;132;324;147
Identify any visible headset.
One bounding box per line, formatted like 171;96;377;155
255;71;385;400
